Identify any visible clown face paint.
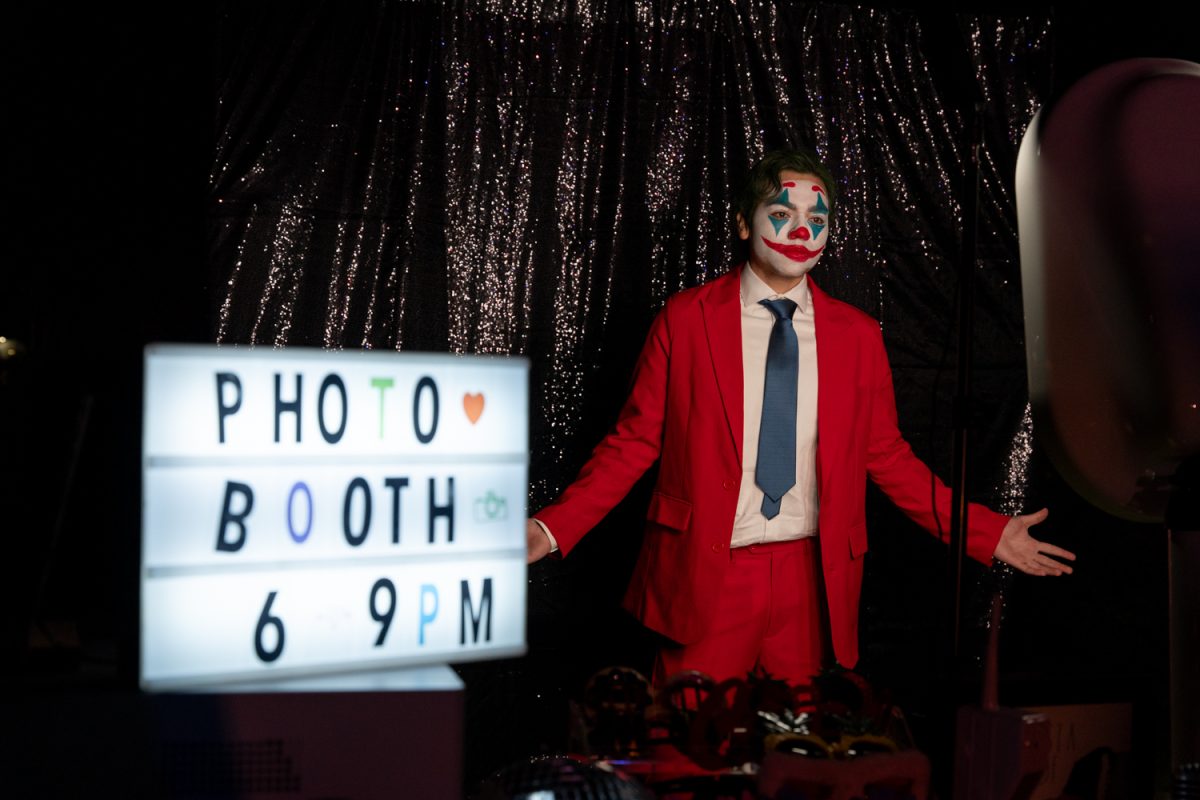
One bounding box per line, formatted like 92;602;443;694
740;171;830;292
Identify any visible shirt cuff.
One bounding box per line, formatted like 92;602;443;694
531;517;559;553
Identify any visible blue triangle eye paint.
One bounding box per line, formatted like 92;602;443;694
808;189;829;239
766;188;791;235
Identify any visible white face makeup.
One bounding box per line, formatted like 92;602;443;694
740;170;831;291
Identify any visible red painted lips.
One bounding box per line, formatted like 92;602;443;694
762;237;823;262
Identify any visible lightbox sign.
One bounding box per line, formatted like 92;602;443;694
140;345;528;689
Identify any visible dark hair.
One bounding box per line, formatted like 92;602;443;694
735;148;837;229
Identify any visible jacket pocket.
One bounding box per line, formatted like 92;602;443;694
647;491;692;532
848;522;869;559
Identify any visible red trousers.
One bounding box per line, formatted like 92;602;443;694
654;537;829;687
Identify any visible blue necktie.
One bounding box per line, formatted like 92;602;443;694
756;298;798;519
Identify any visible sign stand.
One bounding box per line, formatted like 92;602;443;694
150;667;464;799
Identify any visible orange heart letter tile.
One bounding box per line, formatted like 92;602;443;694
463;393;485;424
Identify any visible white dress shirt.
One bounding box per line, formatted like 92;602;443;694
730;265;819;546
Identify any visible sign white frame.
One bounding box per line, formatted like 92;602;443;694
140;345;528;689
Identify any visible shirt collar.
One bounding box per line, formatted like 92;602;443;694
740;263;812;315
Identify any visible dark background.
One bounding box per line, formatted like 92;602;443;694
3;1;1194;793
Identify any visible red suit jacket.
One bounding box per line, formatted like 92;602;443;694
536;265;1006;668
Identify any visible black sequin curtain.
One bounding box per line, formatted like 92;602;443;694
211;0;1052;775
212;0;1051;507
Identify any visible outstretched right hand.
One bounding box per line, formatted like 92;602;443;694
526;518;553;564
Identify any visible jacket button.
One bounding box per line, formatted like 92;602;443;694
722;479;735;490
711;542;723;552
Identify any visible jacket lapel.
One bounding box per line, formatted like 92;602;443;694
701;267;745;463
810;277;856;501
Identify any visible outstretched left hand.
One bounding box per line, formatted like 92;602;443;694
993;508;1075;576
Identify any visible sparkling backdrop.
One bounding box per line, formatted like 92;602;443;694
210;0;1052;776
212;2;1049;513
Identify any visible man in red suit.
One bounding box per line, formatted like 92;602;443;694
526;149;1074;685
